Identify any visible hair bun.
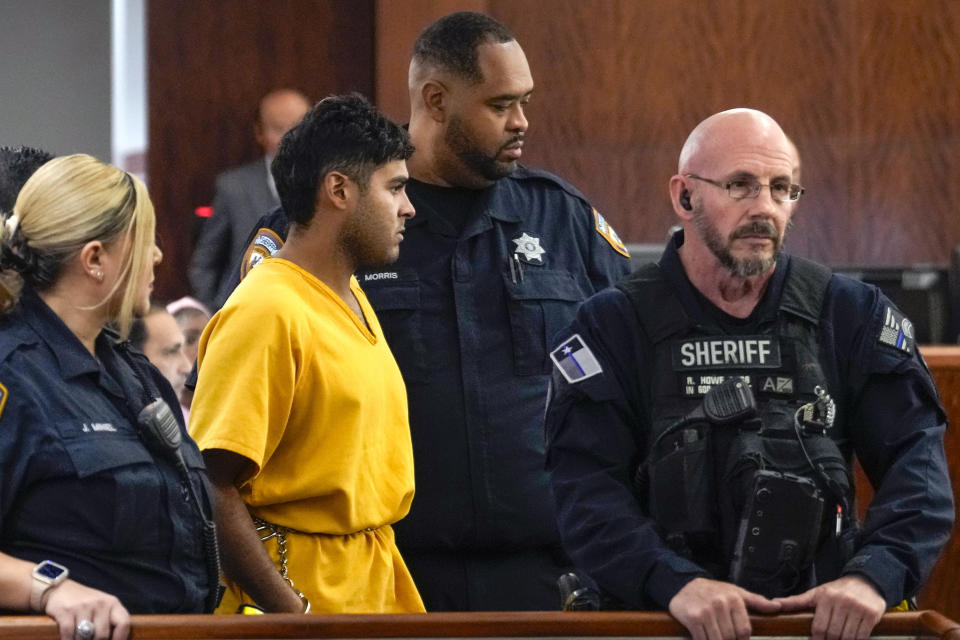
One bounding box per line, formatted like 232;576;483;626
2;212;19;238
0;212;37;275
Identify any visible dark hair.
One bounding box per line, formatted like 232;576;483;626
0;146;55;212
128;303;167;351
128;316;148;351
412;11;515;84
271;93;414;227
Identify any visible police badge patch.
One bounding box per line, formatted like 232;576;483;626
878;306;915;354
240;228;285;280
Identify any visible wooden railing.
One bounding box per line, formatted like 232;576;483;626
3;351;955;640
0;611;957;640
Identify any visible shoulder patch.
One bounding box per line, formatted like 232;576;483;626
0;382;7;420
592;208;630;257
551;334;603;383
240;228;284;280
877;306;915;354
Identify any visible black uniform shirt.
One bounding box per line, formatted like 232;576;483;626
0;290;212;613
359;170;633;552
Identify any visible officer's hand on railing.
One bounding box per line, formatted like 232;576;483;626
774;574;885;640
668;577;781;640
44;580;130;640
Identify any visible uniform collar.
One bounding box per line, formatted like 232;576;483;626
476;176;522;223
18;288;109;380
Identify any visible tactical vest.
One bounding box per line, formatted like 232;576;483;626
618;258;857;598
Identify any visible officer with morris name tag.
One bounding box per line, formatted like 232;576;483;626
228;13;632;611
545;109;953;640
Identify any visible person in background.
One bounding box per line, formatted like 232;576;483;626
190;94;422;614
545;108;953;640
188;89;310;310
0;146;54;213
129;304;192;421
165;296;212;413
0;154;217;640
165;296;211;364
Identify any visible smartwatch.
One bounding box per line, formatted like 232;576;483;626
30;560;69;612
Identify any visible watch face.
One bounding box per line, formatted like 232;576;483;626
36;561;66;581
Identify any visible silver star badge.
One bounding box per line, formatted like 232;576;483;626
513;232;546;262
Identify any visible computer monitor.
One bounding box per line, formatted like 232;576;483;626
625;243;665;272
947;247;960;343
832;265;949;344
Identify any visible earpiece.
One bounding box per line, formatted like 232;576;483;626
680;190;692;211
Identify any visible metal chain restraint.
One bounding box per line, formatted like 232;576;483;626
252;515;311;613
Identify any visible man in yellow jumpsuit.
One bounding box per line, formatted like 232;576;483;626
189;94;422;614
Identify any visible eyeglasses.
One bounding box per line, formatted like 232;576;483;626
684;173;804;203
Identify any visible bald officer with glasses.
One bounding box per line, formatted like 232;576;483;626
545;109;952;640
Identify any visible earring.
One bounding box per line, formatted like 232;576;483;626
91;269;103;280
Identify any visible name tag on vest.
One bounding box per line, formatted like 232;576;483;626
672;336;781;370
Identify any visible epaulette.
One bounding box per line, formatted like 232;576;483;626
0;318;38;363
510;166;630;258
509;165;593;206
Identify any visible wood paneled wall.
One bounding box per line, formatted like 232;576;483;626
377;0;960;268
146;0;374;301
149;0;960;300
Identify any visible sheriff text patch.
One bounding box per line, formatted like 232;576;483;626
672;336;781;370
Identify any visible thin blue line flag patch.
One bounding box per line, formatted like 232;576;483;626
878;306;914;354
551;334;603;383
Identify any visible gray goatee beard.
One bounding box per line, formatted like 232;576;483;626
693;210;782;278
